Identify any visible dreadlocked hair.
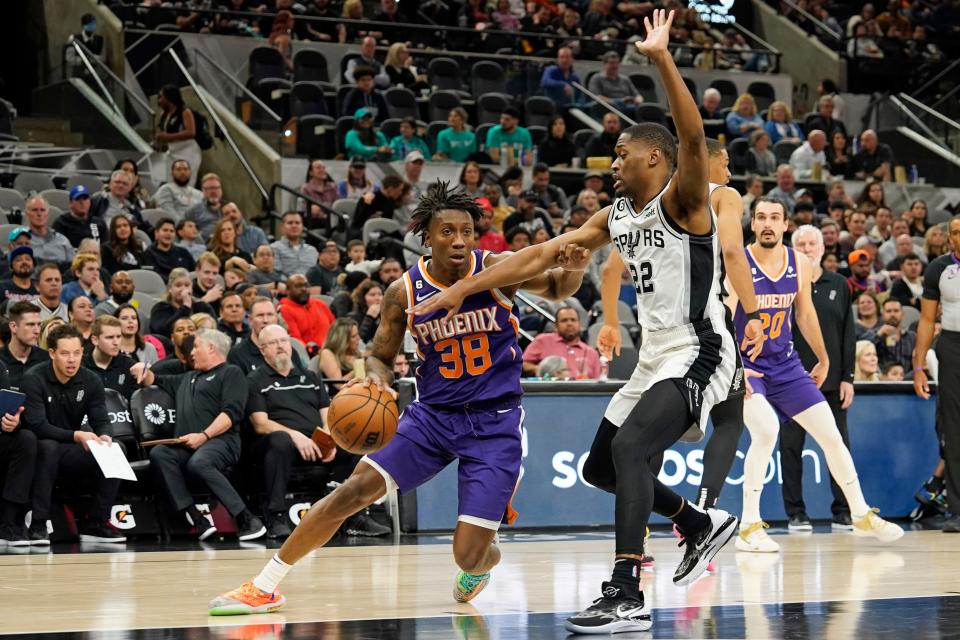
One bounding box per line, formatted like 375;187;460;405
407;180;483;241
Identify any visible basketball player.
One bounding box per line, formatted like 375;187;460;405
598;139;760;516
415;11;763;633
208;182;591;615
731;197;903;553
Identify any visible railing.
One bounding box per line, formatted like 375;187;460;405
776;0;843;46
194;48;282;125
69;40;123;118
897;93;960;157
65;39;155;130
267;182;342;239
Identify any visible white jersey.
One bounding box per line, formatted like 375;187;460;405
604;181;738;440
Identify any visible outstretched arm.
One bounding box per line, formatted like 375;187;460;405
715;187;764;360
597;251;625;358
364;279;408;388
490;247;592;302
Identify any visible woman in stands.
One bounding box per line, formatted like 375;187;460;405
856;178;887;211
388;117;431;162
854;340;881;382
745;129;776;175
115;303;161;365
904;199;929;237
337;157;376;199
384;43;429;93
434;107;477;163
156;85;202;184
575;188;600;216
207;218;252;270
114;159;150;209
538;115;577;168
825;131;855;178
318;317;363;395
725;93;763;139
101;215;144;273
149;268;216;338
763;100;802;145
300;159;338;227
458;161;484;197
923;224;947;262
344;108;391;162
339;0;381;43
348;280;383;343
39;316;65;350
855;292;883;339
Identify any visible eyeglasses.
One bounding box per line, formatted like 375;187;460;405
261;337;290;349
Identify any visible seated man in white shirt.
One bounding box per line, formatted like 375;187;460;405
789;129;829;180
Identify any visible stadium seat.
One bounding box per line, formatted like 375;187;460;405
426;120;449;152
331;199;357;227
901;305;920;329
403;230;428;267
803;112;820;132
0;188;25;212
335;116;355;156
729;138;750;174
293;49;331;84
773;139;799;165
290;337;309;365
475;123;494;151
637;103;668;127
132;293;158;330
363;218;403;247
0;224;20;242
134;229;151;250
379;118;402;141
290;82;328;118
616;300;637;326
428;91;462;124
296;114;337;158
477;93;510;125
253;78;292;123
681;76;698;100
13;173;55;195
47;206;63;226
929;208;953;225
40;188;70;210
628;73;659;103
747;81;776;112
141;207;175;228
573;128;595;149
100;389;141;461
471;61;507;96
528;125;547;146
129;269;167;297
709;79;738;109
524;96;555;128
66;174;104;194
130;385;177;442
427;57;464;93
339;53;362;84
587;322;632;349
336;85;355;116
384;87;419;121
248;46;287;87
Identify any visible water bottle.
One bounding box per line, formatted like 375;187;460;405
598;356;609;382
532;146;539;166
500;143;508;167
910;164;919;183
852;135;860;155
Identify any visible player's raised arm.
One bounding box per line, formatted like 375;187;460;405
364;278;408;389
715;186;764;359
413;208;612;322
637;10;709;230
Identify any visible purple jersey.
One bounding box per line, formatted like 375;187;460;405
406;249;522;405
734;245;802;375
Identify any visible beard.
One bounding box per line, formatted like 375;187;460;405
174;176;190;187
112;291;134;304
758;235;780;249
271;353;292;371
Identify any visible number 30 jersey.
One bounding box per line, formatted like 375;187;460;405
405;249;523;406
607;182;725;332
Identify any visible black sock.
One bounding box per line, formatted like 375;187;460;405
610;558;641;597
673;499;711;535
184;506;205;526
926;476;945;493
0;500;16;526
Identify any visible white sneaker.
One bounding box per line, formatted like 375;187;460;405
735;521;780;553
853;509;904;543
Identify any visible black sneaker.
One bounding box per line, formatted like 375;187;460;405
343;510;391;537
236;512;266;541
943;515;960;533
186;507;217;541
79;521;127;544
564;581;652;634
0;524;30;547
28;522;50;546
831;513;853;531
788;513;813;532
266;512;292;539
674;508;738;586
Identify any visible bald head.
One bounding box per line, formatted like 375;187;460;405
808;129;827;152
258;324;294;372
860;129;878;152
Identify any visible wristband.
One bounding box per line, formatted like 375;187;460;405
202;432;211;442
746;310;761;322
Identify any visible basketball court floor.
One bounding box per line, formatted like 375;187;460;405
2;524;959;639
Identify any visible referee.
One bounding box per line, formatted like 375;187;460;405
914;215;960;533
781;225;856;531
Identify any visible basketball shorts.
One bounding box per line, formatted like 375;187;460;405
364;395;523;530
745;355;826;422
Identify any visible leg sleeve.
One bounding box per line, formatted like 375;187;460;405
699;395;744;508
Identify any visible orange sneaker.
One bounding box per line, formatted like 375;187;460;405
209;580;286;616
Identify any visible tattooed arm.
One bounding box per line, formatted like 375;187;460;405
364;278;409;388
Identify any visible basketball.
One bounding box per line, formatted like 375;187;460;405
327;384;399;454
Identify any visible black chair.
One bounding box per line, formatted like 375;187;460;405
475;123;494;151
747;81;776;112
380;117;403;142
428;57;464;92
528;125;547;146
290;82;327;118
130;386;177;443
248;46;286;87
426;120;449;152
477;93;510;125
101;389;141;462
293;49;330;84
681;76;698;100
729;138;750;174
524;96;555;128
297;114;337;158
709;79;739;109
336;85;355;116
335;116;356;156
573;128;595;149
637;103;668;127
384;87;419;120
428;90;462;124
773;139;799;165
628;73;659;103
339;53;363;84
803;112;820;132
471;61;507;96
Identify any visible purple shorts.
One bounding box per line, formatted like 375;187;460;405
746;355;825;422
366;396;523;526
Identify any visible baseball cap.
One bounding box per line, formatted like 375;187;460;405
8;245;33;264
795;188;812;199
584;170;604;181
349;156;367;168
7;227;30;243
854;235;880;249
69;185;90;200
354;107;375;120
521;189;539;201
404;150;425;163
476;197;493;212
848;249;871;264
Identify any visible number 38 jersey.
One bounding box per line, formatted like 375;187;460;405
405;249;523;406
607;182;725;332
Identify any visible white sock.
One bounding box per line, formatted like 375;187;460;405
252;554;292;594
742;486;763;525
741;395;780;525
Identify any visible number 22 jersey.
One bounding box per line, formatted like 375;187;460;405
405;249;523;406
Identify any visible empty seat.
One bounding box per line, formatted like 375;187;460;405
132;292;158;330
587;323;632;349
248;46;287;87
253;78;291;120
14;173;56;195
380;118;403;141
0;188;25;212
128;269;167;296
130;385;177;442
335;116;355;156
709;79;738;109
297;114;337;158
747;81;776;112
362;218;402;247
628;73;659;103
331;199;357;227
475;123;494;151
773;139;799;165
573;128;595;149
47;206;63;226
426;120;449;152
471;61;507;96
427;57;463;92
290;82;328;118
428;90;462;124
141;207;177;228
40;188;70;211
66;174;104;194
728;138;750;174
101;389;140;460
293;49;330;84
339;53;363;84
477;93;510;125
637;103;668;127
384;87;418;120
528;125;547;146
524;96;555;128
